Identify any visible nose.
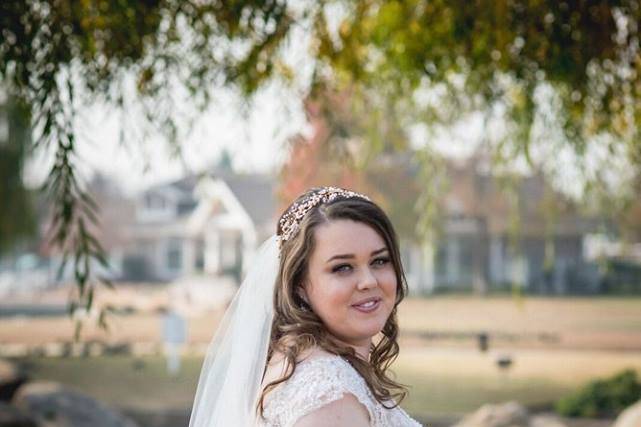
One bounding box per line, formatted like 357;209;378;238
357;266;378;291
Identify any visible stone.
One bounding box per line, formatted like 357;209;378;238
530;414;567;427
13;382;139;427
453;401;531;427
0;401;37;427
0;360;27;402
452;402;567;427
614;400;641;427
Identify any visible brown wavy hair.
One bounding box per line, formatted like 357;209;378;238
257;187;408;416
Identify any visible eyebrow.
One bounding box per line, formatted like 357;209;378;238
326;247;388;263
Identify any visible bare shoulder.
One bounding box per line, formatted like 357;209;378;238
292;393;370;427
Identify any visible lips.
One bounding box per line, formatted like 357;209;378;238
351;297;382;313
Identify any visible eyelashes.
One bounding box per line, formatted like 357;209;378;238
372;256;391;267
331;257;391;274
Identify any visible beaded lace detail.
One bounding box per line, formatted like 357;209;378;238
277;186;371;246
257;355;422;427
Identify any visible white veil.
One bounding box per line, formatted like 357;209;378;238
189;235;279;427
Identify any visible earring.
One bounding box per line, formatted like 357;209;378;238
299;300;311;312
297;287;310;312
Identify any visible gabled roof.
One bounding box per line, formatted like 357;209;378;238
222;173;276;228
145;168;277;228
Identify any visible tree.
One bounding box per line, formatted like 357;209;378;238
310;0;641;218
1;0;295;337
278;84;425;241
1;0;640;334
0;96;35;254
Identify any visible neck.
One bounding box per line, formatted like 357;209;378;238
334;336;371;360
352;342;371;360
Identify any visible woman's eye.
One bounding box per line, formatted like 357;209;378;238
331;258;389;274
332;264;352;273
373;257;390;266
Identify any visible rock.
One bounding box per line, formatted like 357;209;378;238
0;401;37;427
453;401;530;427
13;382;139;427
452;402;567;427
614;400;641;427
530;414;567;427
0;360;28;402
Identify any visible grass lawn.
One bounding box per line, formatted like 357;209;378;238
3;295;640;350
398;296;641;351
5;295;641;419
14;346;641;419
15;355;203;412
396;347;641;419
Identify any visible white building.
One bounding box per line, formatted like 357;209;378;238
123;171;276;283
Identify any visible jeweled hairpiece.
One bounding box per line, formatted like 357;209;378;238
277;187;371;246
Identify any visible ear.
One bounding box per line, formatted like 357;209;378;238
297;283;310;304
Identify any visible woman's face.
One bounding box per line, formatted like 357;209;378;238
300;219;398;353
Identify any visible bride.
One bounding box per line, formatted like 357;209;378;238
189;187;422;427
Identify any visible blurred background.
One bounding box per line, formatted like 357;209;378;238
1;1;641;427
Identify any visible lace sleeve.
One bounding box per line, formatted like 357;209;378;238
260;356;376;427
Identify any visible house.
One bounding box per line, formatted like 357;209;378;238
275;83;636;295
121;171;277;283
403;154;604;295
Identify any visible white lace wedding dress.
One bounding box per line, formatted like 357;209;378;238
257;354;423;427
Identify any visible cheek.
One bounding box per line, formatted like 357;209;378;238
379;269;398;301
309;277;354;313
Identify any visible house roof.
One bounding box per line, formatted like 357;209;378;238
221;173;277;228
355;150;602;238
149;169;277;228
440;154;602;236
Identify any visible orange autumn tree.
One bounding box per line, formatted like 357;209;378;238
278;85;422;241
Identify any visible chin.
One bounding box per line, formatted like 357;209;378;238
352;319;388;340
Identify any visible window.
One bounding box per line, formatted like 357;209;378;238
145;193;166;210
194;238;205;272
220;232;238;269
167;238;183;271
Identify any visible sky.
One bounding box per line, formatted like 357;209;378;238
24;83;309;195
21;68;601;203
22;81;484;197
19;1;496;199
22;19;318;196
20;4;608;201
17;1;484;198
